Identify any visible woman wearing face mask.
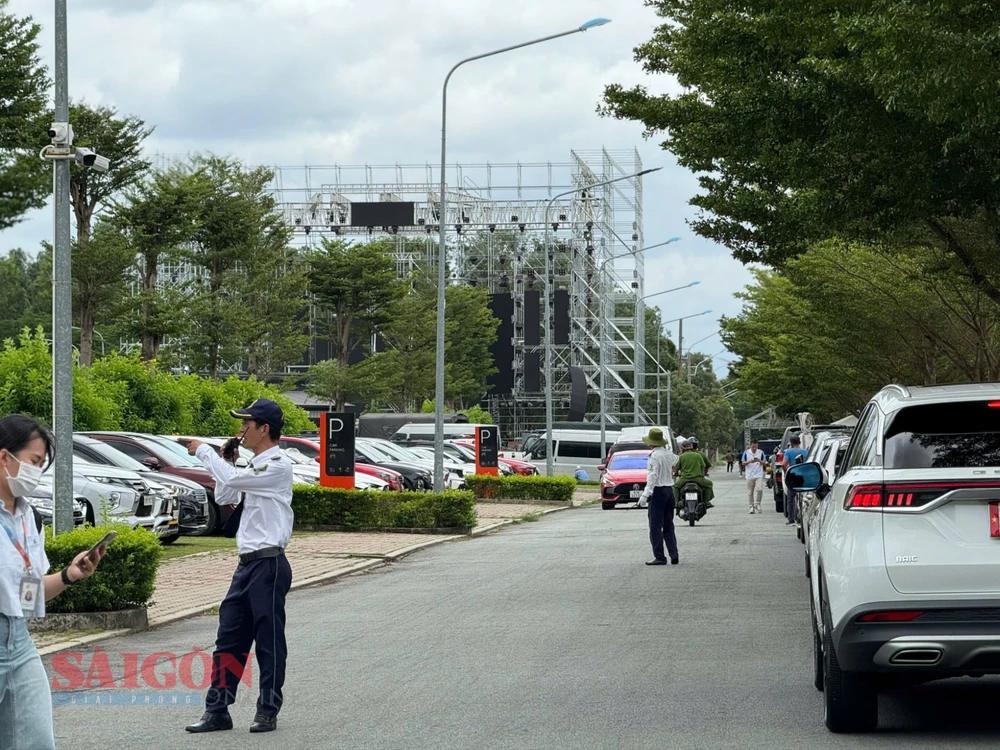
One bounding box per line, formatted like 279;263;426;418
0;414;106;750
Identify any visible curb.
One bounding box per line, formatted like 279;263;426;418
37;505;580;655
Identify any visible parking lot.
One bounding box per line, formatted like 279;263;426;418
45;472;1000;749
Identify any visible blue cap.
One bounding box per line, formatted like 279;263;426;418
230;398;285;431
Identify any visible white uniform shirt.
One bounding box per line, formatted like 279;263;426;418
0;498;49;617
743;449;766;480
640;445;679;501
196;444;294;554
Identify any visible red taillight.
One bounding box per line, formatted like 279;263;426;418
857;610;925;623
846;484;884;510
988;401;1000;409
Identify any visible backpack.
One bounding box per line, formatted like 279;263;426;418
32;506;43;533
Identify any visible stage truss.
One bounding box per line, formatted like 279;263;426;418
271;148;650;437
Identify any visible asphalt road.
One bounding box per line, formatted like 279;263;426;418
47;472;1000;749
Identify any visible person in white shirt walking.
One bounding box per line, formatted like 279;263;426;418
184;399;294;735
743;439;767;514
639;428;680;566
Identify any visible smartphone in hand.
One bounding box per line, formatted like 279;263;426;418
86;531;118;561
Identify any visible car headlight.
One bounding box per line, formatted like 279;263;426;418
106;491;123;511
85;475;114;484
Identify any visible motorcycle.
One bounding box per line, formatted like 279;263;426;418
676;481;708;526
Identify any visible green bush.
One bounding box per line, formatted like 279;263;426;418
45;525;162;613
464;475;576;502
292;485;476;529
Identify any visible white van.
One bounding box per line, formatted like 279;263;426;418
523;428;622;476
615;425;675;446
391;422;495;444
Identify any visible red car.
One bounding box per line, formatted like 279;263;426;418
452;441;538;475
600;450;652;510
278;436;405;492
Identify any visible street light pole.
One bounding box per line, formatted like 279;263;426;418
52;0;74;534
434;18;611;492
596;238;682;457
545;167;662;476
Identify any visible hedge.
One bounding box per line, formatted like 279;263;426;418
45;525;162;614
292;486;476;529
464;475;576;503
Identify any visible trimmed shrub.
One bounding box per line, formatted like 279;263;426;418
45;525;162;614
292;485;476;529
464;475;576;503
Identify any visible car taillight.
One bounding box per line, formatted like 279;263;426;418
847;481;1000;511
857;610;925;623
845;484;884;510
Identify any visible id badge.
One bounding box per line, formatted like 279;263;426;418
19;575;43;618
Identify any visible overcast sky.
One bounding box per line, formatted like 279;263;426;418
4;0;754;375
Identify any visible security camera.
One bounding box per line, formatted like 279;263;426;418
75;147;110;173
48;122;73;145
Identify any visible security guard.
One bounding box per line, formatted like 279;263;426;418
184;399;294;735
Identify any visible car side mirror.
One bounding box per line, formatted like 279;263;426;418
785;462;823;492
598;464;606;472
141;457;161;470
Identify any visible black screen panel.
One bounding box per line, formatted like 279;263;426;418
524;352;541;393
487;294;514;395
350;202;415;227
554;290;570;345
524;290;541;346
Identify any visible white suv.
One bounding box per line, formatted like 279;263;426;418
788;383;1000;733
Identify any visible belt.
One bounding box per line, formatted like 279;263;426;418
238;547;284;565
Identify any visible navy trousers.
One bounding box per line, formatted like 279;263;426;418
205;555;292;717
648;486;679;562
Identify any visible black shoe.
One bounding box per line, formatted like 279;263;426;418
185;711;233;733
671;558;680;565
249;714;277;733
645;559;667;566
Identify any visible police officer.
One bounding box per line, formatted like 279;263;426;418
184;399;294;735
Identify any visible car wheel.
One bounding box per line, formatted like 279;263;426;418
161;533;179;545
774;498;784;513
797;525;803;542
823;605;878;732
601;501;616;510
188;502;219;537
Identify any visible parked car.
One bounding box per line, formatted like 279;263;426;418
449;441;533;475
72;434;210;536
41;459;179;543
601;440;649;472
282;445;391;490
800;435;850;578
794;431;852;544
358;438;462;489
86;432;223;532
353;441;433;491
25;485;86;527
789;384;1000;733
599;450;652;510
279;436;405;490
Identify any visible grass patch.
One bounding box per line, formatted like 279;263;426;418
160;535;237;561
576;480;602;487
519;512;543;522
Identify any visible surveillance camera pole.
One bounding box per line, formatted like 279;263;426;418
51;0;74;535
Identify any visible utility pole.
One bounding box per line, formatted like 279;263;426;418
51;0;74;534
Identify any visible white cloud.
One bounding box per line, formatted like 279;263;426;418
3;0;752;365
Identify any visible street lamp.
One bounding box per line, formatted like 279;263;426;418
433;18;612;491
543;167;662;476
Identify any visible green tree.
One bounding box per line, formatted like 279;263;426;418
0;248;50;340
112;167;208;362
443;285;499;408
306;352;404;412
601;1;1000;303
0;1;49;230
307;239;406;409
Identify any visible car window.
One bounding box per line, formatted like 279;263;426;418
289;442;320;459
884;401;1000;469
104;439;153;462
840;407;879;475
556;441;603;459
80;440;148;472
150;437;203;466
609;455;649;471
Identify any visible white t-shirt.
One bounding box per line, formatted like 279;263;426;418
742;449;766;480
0;498;49;618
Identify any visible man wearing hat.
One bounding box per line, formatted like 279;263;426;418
183;399;294;735
638;428;680;565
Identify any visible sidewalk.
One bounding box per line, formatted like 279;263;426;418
35;500;575;654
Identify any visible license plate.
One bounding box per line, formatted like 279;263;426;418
168;519;178;525
991;502;999;538
630;490;641;498
685;493;698;501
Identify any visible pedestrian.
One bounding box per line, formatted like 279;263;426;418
0;415;108;750
742;438;766;514
573;466;589;482
725;451;735;473
782;436;810;526
639;428;680;566
185;399;294;735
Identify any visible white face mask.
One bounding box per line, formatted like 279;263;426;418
3;454;43;498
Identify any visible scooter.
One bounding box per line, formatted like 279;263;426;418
677;481;708;526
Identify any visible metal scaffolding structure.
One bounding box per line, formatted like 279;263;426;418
270;148;649;438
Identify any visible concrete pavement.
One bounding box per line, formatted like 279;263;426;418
45;473;1000;748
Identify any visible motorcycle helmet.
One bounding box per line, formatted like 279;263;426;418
689;436;700;449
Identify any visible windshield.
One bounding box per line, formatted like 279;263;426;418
449;444;476;461
357;442;395;463
609;455;649;471
80;440;147;472
151;437;205;466
284;448;314;465
885;401;1000;469
367;440;424;462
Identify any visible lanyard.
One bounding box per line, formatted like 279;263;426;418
0;513;32;573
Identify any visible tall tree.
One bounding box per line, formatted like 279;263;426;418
112;167;207;362
0;0;49;230
601;1;1000;302
0;248;49;340
70;223;135;363
63;104;152;365
307;239;406;409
